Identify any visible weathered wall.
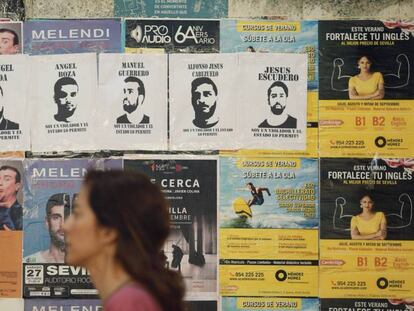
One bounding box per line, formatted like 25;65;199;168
21;0;413;19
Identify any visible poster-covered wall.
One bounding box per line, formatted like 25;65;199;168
0;14;413;311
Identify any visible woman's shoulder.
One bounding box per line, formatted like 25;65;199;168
351;214;360;223
105;283;162;311
375;211;385;218
373;72;384;78
349;75;357;83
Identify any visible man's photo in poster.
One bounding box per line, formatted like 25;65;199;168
24;193;70;263
191;77;219;129
117;76;149;124
258;81;297;129
53;77;79;123
0;23;22;55
0;85;19;130
0;163;22;231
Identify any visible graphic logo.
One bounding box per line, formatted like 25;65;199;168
375;136;387;148
130;23;216;45
131;24;171;44
377;277;388;289
275;269;287;282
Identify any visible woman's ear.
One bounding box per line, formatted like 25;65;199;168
100;227;118;245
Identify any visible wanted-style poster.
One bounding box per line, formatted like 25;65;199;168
22;159;122;298
237;53;307;150
98;53;167;150
29;53;98;152
169;53;237;150
0;55;29;151
125;155;217;301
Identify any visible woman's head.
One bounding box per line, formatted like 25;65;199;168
247;182;255;190
357;55;373;73
360;194;374;210
64;170;170;268
64;170;185;310
65;170;184;311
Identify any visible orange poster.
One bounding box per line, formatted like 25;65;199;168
0;231;22;297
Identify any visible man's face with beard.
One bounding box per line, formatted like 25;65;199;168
268;85;287;115
56;84;78;119
46;205;65;251
123;81;143;114
192;83;217;120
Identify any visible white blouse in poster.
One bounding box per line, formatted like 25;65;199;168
0;55;29;151
169;54;237;150
238;53;307;150
29;53;97;152
97;53;167;150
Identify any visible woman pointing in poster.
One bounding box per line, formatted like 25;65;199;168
350;194;387;240
63;170;185;311
348;55;385;100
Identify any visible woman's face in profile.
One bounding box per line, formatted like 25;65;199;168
360;196;374;210
358;57;372;73
63;185;111;267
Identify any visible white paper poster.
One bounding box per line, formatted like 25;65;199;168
0;298;23;310
169;53;237;150
0;55;29;151
29;53;98;152
238;53;307;150
97;53;167;150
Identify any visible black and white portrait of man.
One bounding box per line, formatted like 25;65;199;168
53;77;79;123
191;77;219;129
0;85;19;130
117;76;149;124
258;81;297;129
